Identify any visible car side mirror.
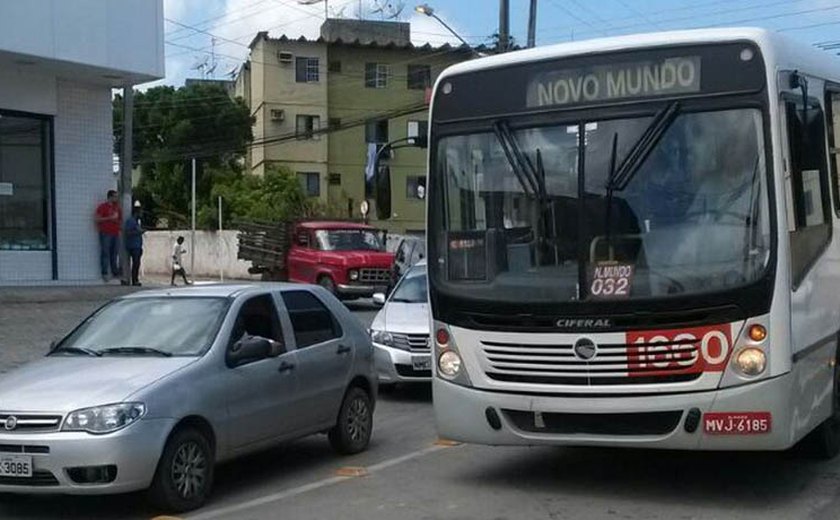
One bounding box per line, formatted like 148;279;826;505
227;336;272;367
372;293;386;306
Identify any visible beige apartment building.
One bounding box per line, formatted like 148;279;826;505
235;18;475;233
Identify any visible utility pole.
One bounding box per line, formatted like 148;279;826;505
528;0;538;48
498;0;510;52
191;157;196;276
119;86;134;285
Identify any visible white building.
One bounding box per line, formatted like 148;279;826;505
0;0;164;284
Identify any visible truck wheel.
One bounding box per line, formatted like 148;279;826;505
329;387;373;455
800;345;840;459
149;427;214;513
318;275;336;295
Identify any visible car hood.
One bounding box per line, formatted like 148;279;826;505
0;356;197;413
317;250;395;268
372;302;430;335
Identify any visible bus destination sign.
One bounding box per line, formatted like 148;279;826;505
527;56;701;108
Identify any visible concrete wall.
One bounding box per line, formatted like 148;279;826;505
0;0;164;81
141;230;258;280
140;229;408;281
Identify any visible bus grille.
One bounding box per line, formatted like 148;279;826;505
480;339;703;386
359;268;390;284
391;333;430;353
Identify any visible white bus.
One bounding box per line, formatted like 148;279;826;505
426;28;840;455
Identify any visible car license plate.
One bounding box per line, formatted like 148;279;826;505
703;412;771;435
412;355;431;371
0;455;32;478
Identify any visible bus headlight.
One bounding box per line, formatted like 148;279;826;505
734;347;766;376
439;350;462;377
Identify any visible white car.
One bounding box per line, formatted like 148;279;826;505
370;261;430;385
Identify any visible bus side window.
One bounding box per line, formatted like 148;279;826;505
826;90;840;217
785;99;832;287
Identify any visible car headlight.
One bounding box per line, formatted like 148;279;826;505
370;329;406;350
349;269;359;281
62;403;146;434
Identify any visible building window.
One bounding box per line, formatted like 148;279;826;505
407;65;431;90
365;119;389;144
0;112;50;251
365;63;389;89
328;173;341;185
328;60;342;73
407;120;428;141
406;176;427;199
296;114;321;140
295;57;319;83
297;172;321;197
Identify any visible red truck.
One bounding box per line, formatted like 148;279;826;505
238;220;394;299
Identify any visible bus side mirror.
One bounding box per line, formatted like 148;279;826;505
375;164;392;221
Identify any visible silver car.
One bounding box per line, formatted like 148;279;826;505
0;284;376;512
370;261;431;385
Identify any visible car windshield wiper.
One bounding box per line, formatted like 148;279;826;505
99;347;173;357
49;346;102;357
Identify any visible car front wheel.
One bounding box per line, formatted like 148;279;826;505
329;386;373;455
149;427;215;513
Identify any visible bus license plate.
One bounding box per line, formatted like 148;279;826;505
412;355;431;371
703;412;771;435
0;455;32;478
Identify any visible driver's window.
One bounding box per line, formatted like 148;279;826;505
396;241;409;262
230;295;285;352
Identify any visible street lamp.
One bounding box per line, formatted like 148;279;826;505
415;3;478;53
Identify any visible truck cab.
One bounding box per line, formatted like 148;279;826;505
287;221;394;299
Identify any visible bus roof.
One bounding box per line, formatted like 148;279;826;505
437;27;840;85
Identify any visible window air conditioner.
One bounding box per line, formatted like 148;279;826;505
270;109;285;121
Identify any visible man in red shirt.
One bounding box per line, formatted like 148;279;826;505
94;190;122;281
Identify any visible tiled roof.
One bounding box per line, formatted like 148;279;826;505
247;30;492;53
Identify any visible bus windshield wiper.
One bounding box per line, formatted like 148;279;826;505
100;347;173;357
493;120;550;263
50;346;102;357
603;102;681;248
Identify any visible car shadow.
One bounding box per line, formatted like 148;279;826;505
0;491;154;519
379;383;432;403
450;444;832;512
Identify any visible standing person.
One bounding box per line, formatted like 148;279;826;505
94;190;122;282
171;236;191;286
124;201;144;286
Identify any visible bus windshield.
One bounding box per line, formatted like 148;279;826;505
436;107;771;302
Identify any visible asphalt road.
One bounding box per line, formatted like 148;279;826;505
2;291;840;519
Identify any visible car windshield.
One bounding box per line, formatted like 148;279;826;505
53;297;228;356
390;266;428;303
436;107;771;302
315;229;383;251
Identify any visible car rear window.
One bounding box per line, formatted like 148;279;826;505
281;291;342;348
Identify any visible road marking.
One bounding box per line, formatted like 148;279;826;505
189;444;452;520
335;466;368;477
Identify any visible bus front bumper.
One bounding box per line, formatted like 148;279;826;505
433;374;797;450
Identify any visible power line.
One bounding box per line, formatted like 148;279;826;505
539;0;840;40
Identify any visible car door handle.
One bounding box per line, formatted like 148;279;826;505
337;345;352;355
278;361;295;373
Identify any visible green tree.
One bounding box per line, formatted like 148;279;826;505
200;166;323;229
113;82;253;228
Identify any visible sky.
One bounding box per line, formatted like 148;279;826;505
155;0;840;87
